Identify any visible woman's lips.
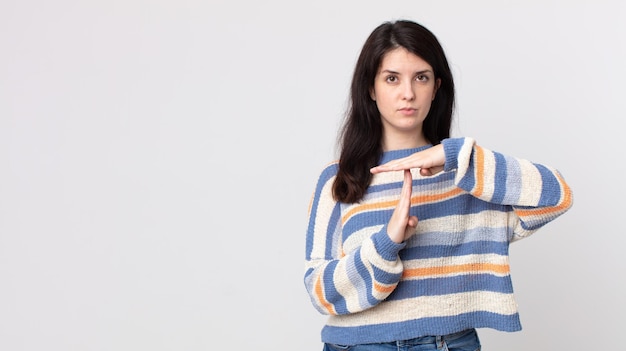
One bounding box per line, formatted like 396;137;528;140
398;107;417;115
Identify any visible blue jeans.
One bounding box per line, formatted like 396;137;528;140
323;328;480;351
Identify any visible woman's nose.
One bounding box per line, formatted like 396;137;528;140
402;82;415;101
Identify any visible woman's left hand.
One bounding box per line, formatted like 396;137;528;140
370;144;446;176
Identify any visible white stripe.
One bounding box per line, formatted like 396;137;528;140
517;159;542;206
333;251;368;312
455;138;476;183
480;149;497;199
342;225;384;254
413;211;512;238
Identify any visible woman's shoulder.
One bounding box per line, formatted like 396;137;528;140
309;160;340;196
316;160;339;180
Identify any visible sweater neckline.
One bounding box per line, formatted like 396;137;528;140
380;144;432;164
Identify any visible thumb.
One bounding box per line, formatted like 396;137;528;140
404;215;419;241
407;215;418;228
420;165;445;176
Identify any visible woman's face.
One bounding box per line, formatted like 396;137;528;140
371;47;440;149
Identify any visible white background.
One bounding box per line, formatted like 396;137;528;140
1;0;624;350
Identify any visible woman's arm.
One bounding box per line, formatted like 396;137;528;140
303;163;408;315
442;137;573;240
371;137;574;241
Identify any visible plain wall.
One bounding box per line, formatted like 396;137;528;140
1;0;624;350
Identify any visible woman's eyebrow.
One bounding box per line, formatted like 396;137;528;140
414;69;434;75
380;69;400;75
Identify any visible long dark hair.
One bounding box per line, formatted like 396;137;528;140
332;20;455;203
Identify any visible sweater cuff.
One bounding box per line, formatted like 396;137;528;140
371;226;406;261
442;137;466;171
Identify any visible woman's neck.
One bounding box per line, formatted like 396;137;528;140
381;133;429;151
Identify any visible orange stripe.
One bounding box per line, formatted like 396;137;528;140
341;187;464;224
402;263;510;279
410;187;464;206
374;281;397;294
515;173;573;217
474;146;485;197
342;199;399;224
314;274;335;314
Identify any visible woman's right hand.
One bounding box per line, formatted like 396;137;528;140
387;169;419;244
370;143;445;177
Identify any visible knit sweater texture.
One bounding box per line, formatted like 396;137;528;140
304;137;573;345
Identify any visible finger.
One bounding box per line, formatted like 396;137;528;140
419;165;444;176
404;215;419;241
399;169;413;211
371;157;412;174
402;169;413;199
386;170;413;243
431;165;444;174
370;164;394;174
402;169;413;210
395;170;413;217
407;215;418;228
387;170;416;243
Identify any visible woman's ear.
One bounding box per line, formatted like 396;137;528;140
370;88;376;101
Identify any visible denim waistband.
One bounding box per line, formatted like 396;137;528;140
397;328;475;346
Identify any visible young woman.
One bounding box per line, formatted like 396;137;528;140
304;20;573;350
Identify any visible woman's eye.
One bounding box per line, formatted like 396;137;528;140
386;76;398;83
416;75;429;82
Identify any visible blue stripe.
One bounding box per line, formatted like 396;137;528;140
321;311;521;344
369;171;456;194
343;195;507;236
388;274;514;300
518;214;550;231
379;145;431;164
536;163;562;206
343;209;392;238
442;137;465;171
491;152;507;203
322;260;348;314
353;251;378;308
406;228;510;247
372;264;402;285
324;204;341;259
417;194;505;220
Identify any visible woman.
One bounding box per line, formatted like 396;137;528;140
304;20;573;350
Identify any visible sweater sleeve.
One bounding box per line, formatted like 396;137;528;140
303;163;406;316
442;137;574;242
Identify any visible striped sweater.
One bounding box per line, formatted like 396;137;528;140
304;137;573;345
